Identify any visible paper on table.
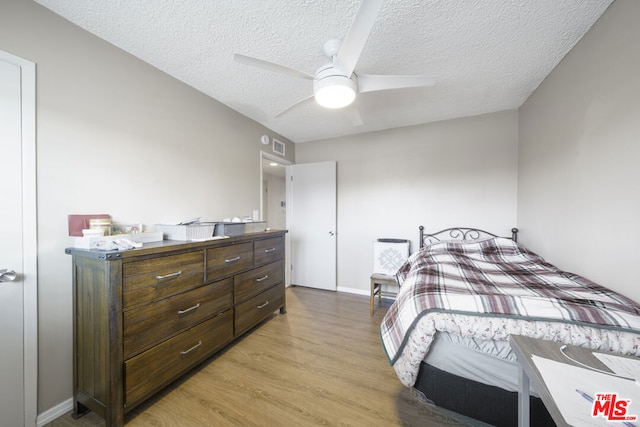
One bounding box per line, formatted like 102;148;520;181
532;355;640;427
593;353;640;382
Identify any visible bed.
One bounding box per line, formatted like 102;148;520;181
380;226;640;426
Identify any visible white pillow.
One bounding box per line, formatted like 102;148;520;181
373;241;410;276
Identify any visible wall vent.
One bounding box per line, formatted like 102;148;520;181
272;139;285;156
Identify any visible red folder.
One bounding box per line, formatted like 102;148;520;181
68;214;110;237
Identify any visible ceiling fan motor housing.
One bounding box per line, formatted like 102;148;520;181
313;65;358;109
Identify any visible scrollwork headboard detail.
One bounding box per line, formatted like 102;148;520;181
419;226;519;249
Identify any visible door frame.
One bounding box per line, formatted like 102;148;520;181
0;49;38;426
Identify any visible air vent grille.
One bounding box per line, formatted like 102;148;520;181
273;139;285;156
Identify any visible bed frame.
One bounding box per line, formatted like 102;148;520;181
413;226;554;427
419;226;519;248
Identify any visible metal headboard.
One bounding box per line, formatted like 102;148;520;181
419;226;519;248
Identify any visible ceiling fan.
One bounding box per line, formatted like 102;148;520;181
233;0;435;122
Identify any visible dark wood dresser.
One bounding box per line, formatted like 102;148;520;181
66;230;286;426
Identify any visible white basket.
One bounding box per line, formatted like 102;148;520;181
155;224;215;241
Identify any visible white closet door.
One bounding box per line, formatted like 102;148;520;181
0;56;26;427
287;161;337;291
0;50;37;427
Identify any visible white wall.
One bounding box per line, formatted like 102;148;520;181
0;0;294;414
295;110;519;295
518;0;640;302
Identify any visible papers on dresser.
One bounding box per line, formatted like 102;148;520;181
69;232;163;249
531;355;640;427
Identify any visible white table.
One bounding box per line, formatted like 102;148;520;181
509;335;626;427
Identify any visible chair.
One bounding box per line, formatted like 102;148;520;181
370;238;410;315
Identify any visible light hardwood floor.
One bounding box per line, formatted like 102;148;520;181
48;286;487;427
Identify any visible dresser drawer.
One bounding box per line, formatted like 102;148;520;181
123;279;232;358
234;261;284;303
124;309;233;409
123;251;204;308
235;283;284;337
254;236;284;266
206;242;253;278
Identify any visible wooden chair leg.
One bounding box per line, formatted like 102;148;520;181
370;279;375;315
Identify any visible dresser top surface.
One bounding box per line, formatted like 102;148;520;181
65;229;286;260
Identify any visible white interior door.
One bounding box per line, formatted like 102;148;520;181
0;51;37;427
287;161;337;291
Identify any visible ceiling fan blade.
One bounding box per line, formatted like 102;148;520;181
335;0;384;76
275;96;363;126
234;53;314;80
275;95;315;118
358;74;435;93
345;106;364;127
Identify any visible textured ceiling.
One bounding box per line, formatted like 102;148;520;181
34;0;613;143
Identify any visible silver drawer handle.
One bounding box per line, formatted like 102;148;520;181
257;301;269;309
224;256;241;263
256;275;269;282
177;303;201;316
263;248;276;253
180;340;202;356
155;271;182;280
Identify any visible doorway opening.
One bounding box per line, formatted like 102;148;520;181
260;151;290;230
260;151;292;285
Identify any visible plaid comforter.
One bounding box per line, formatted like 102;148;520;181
380;238;640;371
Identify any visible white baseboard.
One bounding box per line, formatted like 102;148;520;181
336;286;369;296
37;397;73;427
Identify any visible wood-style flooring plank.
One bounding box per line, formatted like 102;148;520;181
47;286;487;427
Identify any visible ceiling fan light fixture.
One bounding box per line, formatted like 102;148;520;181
314;75;357;109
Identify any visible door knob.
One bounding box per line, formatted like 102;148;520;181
329;231;335;236
0;269;17;282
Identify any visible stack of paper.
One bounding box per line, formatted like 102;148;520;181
532;354;640;426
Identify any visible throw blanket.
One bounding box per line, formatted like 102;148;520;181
380;237;640;386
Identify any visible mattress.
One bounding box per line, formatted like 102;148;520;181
413;361;554;427
423;331;539;396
